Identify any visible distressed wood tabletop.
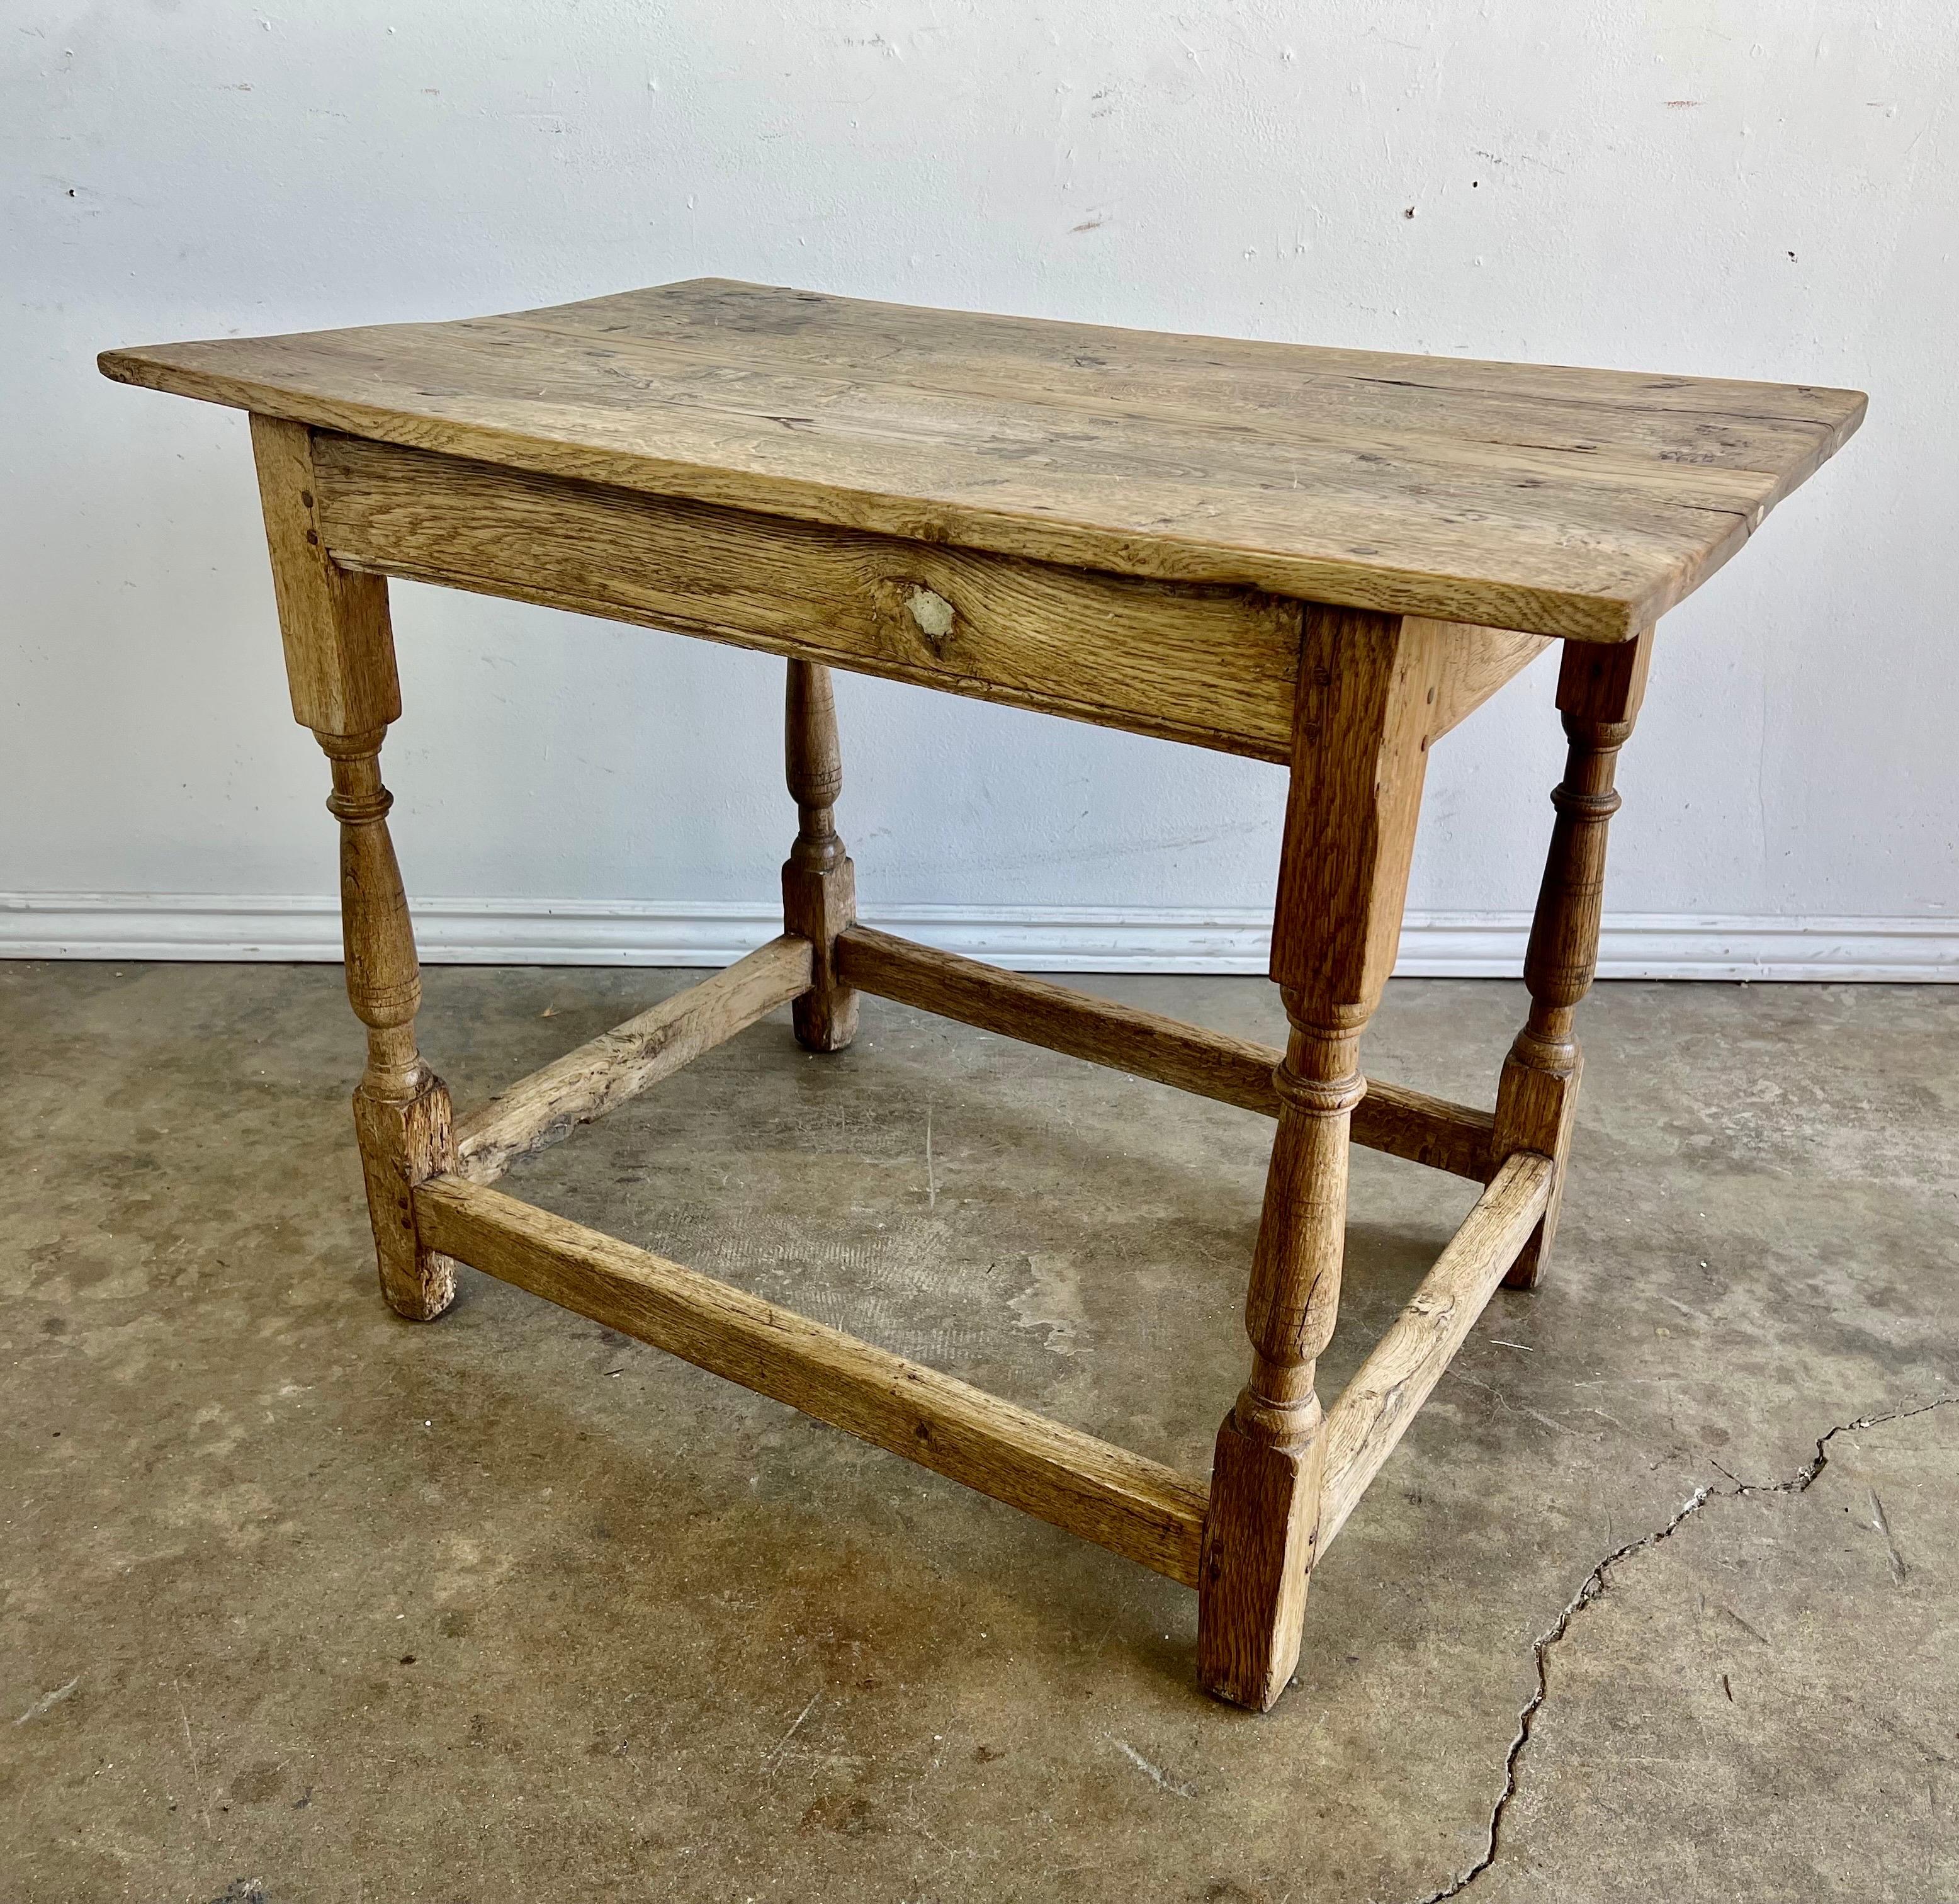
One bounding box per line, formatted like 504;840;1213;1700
100;278;1864;641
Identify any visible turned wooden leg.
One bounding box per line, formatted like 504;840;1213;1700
1201;1011;1362;1708
322;730;458;1318
781;658;859;1053
1200;606;1445;1709
1494;632;1652;1290
252;414;458;1320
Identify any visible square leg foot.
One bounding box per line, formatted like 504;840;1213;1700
1197;1410;1327;1711
354;1077;460;1321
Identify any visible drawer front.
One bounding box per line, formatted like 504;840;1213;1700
312;432;1304;760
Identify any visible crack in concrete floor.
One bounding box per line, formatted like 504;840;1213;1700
1414;1394;1959;1904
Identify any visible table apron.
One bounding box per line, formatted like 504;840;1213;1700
312;431;1315;760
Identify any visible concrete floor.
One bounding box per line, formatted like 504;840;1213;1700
2;961;1953;1903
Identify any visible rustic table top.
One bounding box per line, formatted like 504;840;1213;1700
101;278;1864;642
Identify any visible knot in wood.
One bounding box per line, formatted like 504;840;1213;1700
1271;1064;1365;1118
903;585;956;647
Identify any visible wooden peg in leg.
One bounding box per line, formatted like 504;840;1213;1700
781;658;859;1053
1199;606;1443;1709
1494;630;1653;1289
251;414;458;1319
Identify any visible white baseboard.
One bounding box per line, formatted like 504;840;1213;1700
1;893;1952;980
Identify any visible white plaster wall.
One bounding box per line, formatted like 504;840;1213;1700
4;3;1953;966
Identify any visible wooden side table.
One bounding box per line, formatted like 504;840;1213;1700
101;282;1863;1710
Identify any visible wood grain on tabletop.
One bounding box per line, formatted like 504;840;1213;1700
100;278;1866;642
